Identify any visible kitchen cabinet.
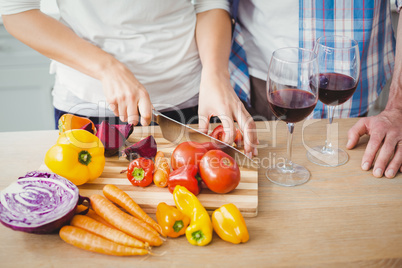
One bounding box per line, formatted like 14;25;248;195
0;25;55;132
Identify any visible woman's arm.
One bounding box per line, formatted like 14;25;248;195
2;10;152;125
195;8;258;156
347;12;402;178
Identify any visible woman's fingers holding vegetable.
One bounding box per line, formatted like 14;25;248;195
218;112;236;146
198;70;257;156
197;114;210;135
233;102;258;157
197;107;236;146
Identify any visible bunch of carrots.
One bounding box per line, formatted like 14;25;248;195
59;184;165;256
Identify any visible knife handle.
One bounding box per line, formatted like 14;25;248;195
152;109;161;124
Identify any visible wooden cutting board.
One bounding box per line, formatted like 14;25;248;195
40;125;259;217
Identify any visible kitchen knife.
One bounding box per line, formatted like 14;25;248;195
152;110;258;170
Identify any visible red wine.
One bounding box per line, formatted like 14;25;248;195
318;73;357;105
268;88;317;123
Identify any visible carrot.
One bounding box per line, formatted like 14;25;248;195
153;151;170;188
70;215;147;249
85;209;116;228
90;194;163;246
76;205;115;228
103;184;164;236
59;226;149;256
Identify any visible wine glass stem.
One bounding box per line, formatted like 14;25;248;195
324;105;335;153
284;123;294;171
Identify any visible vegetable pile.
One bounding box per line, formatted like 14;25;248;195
0;171;83;234
0;115;252;256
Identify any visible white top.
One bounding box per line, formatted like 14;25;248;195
0;0;230;116
238;0;299;81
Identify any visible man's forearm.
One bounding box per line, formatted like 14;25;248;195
387;12;402;111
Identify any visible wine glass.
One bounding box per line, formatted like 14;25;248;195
306;35;360;167
266;47;319;187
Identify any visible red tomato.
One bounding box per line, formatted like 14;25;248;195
170;141;208;170
210;125;243;147
199;150;241;194
210;125;225;141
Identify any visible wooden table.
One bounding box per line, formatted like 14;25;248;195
0;118;401;267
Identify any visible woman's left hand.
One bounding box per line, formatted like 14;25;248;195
198;70;258;157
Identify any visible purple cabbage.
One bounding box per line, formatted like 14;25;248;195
0;171;85;234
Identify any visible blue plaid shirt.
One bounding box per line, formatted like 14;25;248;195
302;0;397;118
231;1;400;118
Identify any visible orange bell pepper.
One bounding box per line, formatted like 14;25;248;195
58;113;96;135
156;202;190;238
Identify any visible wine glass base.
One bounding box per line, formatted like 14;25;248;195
306;146;348;167
266;163;310;187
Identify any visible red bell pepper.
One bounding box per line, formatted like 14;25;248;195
167;165;201;196
127;157;154;187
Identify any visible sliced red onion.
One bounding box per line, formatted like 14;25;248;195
0;171;82;234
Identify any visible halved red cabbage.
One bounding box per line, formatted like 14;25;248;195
0;171;82;234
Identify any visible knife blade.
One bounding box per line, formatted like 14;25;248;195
152;110;258;170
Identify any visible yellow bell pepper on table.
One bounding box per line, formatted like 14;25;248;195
45;129;105;185
156;202;190;238
212;203;249;244
173;185;213;246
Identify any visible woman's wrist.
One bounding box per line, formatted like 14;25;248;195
201;66;230;81
95;53;124;80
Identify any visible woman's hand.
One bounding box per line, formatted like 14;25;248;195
347;108;402;178
198;69;258;157
101;60;152;126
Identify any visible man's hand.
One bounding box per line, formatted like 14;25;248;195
347;108;402;178
198;70;258;157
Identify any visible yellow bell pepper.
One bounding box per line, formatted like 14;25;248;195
173;185;213;246
58;113;96;135
45;129;105;185
156;202;190;238
212;203;249;244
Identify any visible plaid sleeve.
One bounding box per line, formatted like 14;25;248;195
396;0;402;12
